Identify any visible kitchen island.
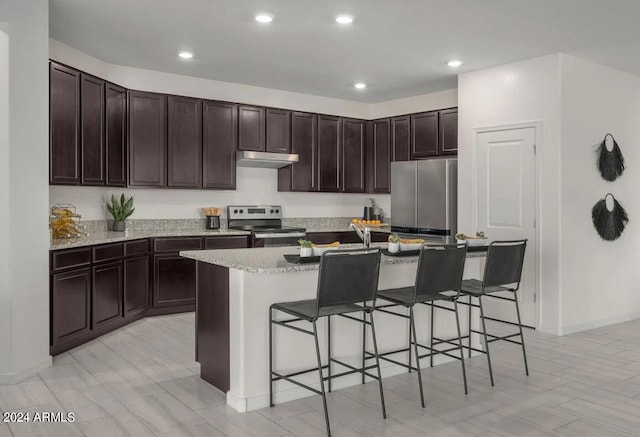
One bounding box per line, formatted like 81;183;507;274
181;244;485;412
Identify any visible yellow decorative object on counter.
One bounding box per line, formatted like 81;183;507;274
49;204;86;239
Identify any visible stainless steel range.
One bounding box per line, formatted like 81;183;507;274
227;205;306;247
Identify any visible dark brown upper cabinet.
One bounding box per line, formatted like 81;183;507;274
317;115;342;192
391;115;410;162
238;105;265;151
278;112;317;192
128;91;167;187
439;108;458;155
167;96;202;188
80;74;106;186
266;108;291;153
105;83;127;187
203;101;237;190
410;111;438;159
342;118;366;193
370;119;391;193
50;62;81;185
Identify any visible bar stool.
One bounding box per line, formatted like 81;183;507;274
458;240;528;386
370;243;468;407
269;248;385;437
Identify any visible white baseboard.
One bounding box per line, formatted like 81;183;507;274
538;324;561;336
0;356;52;385
561;312;640;336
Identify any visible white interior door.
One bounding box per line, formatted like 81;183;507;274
476;127;537;327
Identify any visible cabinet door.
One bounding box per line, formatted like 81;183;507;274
92;260;123;329
411;111;438;159
391;115;410;162
204;236;250;249
124;254;150;316
317;115;342;192
168;96;202;188
80;74;106;185
342;118;366;193
238;105;265;151
50;62;81;185
439;108;458;155
307;232;361;245
153;254;196;307
372;119;391;193
106;83;127;187
278;112;317;192
51;268;90;345
266;108;291;153
202;101;237;189
128;91;167;187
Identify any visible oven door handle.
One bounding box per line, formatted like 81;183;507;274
254;232;306;239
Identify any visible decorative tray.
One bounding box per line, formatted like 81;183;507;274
283;254;321;264
382;249;420;257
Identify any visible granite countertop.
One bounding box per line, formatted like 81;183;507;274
50;228;251;250
180;243;486;274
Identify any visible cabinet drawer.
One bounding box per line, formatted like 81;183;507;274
51;247;91;272
153;237;203;253
124;239;150;257
204;236;250;250
92;243;123;263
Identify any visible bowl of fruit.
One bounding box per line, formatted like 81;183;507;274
455;232;488;247
351;218;383;227
312;241;341;256
399;238;425;251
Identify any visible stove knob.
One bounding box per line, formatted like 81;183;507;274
270;209;274;214
239;209;244;213
276;209;280;213
233;209;238;214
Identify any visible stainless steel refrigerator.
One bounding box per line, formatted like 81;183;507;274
390;159;457;238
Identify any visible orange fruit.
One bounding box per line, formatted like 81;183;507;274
375;220;381;224
351;218;358;224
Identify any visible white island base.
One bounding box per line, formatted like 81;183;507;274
182;245;484;413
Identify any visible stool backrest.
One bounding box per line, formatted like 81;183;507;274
315;248;382;316
483;240;527;289
414;243;468;302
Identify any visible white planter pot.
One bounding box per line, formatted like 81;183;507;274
300;247;313;257
387;242;400;253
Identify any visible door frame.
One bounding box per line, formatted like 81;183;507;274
472;121;542;329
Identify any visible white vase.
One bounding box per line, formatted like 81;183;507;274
387;242;400;253
300;247;313;257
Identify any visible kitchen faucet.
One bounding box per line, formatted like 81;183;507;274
349;223;371;248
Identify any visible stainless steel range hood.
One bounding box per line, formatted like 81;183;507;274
236;151;299;169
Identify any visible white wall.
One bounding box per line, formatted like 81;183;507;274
0;0;51;382
458;54;563;334
50;167;391;220
559;55;640;333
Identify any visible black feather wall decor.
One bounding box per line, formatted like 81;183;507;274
597;133;625;181
592;193;629;241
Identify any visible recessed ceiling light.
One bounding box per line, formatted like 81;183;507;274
255;14;273;23
447;59;463;67
354;82;366;89
178;51;194;59
336;15;353;24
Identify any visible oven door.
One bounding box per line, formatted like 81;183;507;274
252;231;306;247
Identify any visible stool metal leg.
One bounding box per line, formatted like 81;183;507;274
468;295;473;358
430;303;435;367
409;307;425;408
312;320;331;437
453;300;468;395
269;307;274;407
407;308;412;374
478;296;495;386
361;310;366;384
369;311;387;419
327;315;332;392
513;290;530;376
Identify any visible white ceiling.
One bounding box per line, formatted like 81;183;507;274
50;0;640;103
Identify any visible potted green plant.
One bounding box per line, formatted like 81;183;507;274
298;239;313;257
107;194;135;232
388;234;401;253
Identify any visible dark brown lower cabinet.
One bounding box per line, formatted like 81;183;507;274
153;254;197;307
51;267;91;347
124;254;150;316
307;231;390;245
92;260;123;329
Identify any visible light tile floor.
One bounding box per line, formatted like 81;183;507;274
2;313;640;435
